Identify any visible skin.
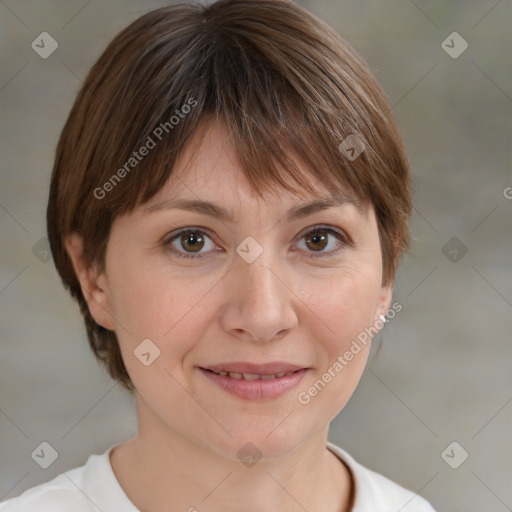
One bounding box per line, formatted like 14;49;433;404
66;120;395;512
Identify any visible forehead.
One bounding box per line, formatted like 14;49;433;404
143;120;369;218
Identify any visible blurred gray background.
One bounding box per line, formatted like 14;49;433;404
1;1;511;510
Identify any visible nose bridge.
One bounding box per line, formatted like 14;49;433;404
237;245;284;308
243;250;284;303
221;242;297;341
235;228;279;290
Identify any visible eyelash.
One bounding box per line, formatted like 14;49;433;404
164;225;351;261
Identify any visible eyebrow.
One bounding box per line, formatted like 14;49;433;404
143;194;364;223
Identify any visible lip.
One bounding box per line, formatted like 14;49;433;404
203;362;306;374
197;362;310;401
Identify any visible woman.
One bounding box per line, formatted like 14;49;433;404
0;1;435;510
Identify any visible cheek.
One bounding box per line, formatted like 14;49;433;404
298;263;382;347
108;260;223;370
293;266;382;416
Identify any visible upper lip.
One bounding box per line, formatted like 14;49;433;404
199;362;307;375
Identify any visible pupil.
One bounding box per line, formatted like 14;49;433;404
307;230;327;251
182;231;204;252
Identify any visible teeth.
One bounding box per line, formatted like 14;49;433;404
242;373;260;380
211;370;296;379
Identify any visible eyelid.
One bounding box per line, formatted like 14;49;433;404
163;226;224;261
295;224;351;245
291;224;351;259
164;225;215;242
164;224;351;260
163;226;216;252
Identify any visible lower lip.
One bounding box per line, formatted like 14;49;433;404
198;368;309;401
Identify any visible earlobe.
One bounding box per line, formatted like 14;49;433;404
64;233;116;331
374;284;393;327
373;233;400;325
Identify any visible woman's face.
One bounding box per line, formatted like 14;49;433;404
81;122;392;460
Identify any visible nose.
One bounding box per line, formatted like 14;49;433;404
218;248;299;343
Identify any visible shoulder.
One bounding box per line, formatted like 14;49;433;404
0;443;131;512
327;442;437;512
0;467;92;512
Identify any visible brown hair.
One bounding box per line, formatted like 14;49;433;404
47;0;412;392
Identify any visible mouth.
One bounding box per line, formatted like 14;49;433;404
202;368;301;380
197;362;310;400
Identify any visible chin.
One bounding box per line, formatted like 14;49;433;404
204;422;313;464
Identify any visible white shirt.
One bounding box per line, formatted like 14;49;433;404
0;441;436;511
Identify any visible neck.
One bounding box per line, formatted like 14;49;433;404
110;397;354;512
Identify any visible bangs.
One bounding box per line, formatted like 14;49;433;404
96;4;378;218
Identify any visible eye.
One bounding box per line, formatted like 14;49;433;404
164;225;350;261
165;228;217;260
294;225;350;258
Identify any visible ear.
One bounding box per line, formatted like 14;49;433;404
64;233;116;331
372;233;401;325
373;283;393;326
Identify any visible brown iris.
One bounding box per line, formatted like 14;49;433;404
304;229;329;252
179;230;205;253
